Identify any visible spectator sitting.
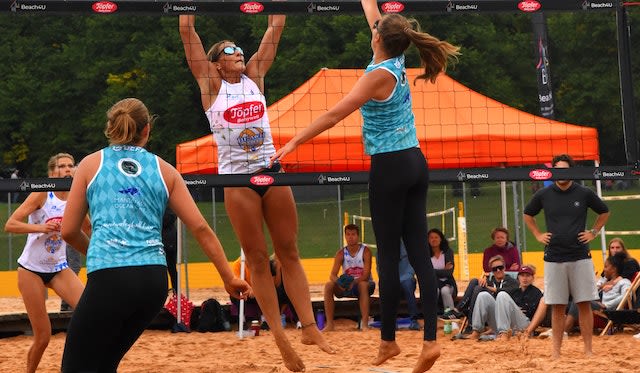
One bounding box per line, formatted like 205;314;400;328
482;227;521;274
428;228;458;315
324;224;375;331
480;264;545;340
605;237;639;281
456;255;518;337
564;252;631;333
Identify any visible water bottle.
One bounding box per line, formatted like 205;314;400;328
250;320;260;336
281;313;287;328
316;309;325;330
443;320;452;335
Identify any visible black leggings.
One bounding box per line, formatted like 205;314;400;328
62;265;168;372
369;147;437;341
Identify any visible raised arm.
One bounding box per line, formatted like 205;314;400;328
246;15;285;91
179;15;220;107
361;0;382;31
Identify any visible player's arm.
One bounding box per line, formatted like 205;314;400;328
329;250;344;283
4;192;48;234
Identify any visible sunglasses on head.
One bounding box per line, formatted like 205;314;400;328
491;265;505;272
215;46;244;60
373;19;380;30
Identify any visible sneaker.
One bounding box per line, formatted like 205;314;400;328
633;332;640;340
539;329;568;339
409;320;421;331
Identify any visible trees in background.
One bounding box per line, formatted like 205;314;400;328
0;11;637;175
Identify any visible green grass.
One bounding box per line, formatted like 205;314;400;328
1;182;639;270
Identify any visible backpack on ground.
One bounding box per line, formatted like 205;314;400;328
196;298;230;332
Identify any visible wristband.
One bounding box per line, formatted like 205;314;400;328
590;228;598;236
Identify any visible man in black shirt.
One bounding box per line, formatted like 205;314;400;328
524;154;610;359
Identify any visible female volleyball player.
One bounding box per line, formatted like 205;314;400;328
271;1;460;371
179;14;333;372
60;98;250;372
4;153;87;373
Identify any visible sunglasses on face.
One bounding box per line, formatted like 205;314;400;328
215;46;244;60
491;265;505;272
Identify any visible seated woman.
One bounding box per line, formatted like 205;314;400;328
564;252;631;333
481;227;521;275
606;237;639;280
428;228;458;314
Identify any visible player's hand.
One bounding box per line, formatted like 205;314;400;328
226;278;252;300
535;232;551;245
270;141;296;167
578;230;596;243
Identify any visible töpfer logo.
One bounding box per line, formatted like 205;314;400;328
92;1;118;13
381;2;404;13
240;2;264;14
529;169;552;180
518;1;541;12
250;175;274;186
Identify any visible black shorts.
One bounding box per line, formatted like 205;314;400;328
18;263;60;285
244;162;283;197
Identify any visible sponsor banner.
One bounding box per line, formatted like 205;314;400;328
532;12;556;119
4;1;618;15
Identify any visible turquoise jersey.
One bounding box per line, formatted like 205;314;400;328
86;146;169;273
360;55;419;155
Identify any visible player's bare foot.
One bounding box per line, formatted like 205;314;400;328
469;330;480;340
373;340;401;366
301;324;336;354
274;335;305;372
412;341;441;373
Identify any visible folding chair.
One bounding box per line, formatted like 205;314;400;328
600;271;640;336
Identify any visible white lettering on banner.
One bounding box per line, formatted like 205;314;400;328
172;5;197;12
589;3;613;8
602;172;625;177
185;179;207;185
30;183;56;189
327;176;351;182
539;93;553;102
455;5;478;10
316;5;340;11
465;173;489;180
20;4;46;10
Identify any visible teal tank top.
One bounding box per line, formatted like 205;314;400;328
360;55;419;155
86;146;169;273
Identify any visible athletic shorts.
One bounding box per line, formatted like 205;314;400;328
544;259;598;305
336;280;376;298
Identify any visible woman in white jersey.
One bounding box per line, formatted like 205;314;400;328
272;1;460;372
4;153;88;373
60;98;250;372
179;14;333;371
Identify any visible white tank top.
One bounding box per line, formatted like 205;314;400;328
17;192;69;273
342;244;366;279
205;75;276;174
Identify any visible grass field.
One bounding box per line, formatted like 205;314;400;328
1;181;638;270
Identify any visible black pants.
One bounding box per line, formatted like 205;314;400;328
62;265;168;372
369;147;438;341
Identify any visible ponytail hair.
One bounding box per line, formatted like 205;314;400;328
377;14;460;84
104;98;155;145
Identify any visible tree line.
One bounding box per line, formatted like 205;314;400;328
1;10;638;177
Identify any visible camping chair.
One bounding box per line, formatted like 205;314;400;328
599;271;640;336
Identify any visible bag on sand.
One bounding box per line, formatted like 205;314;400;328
197;298;230;332
165;293;195;329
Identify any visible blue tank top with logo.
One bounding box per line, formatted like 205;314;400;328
86;146;169;273
360;55;419;155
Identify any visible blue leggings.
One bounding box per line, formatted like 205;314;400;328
369;147;438;341
62;265;168;372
